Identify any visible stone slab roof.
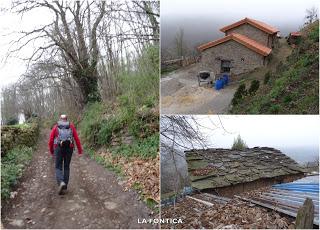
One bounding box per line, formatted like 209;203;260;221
185;147;307;190
197;33;272;56
220;17;279;34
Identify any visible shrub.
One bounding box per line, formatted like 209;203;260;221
283;95;293;104
232;83;247;105
97;116;123;146
1;146;33;199
119;45;159;109
270;104;281;114
248;80;260;95
6;117;19;125
264;72;272;84
231;134;248;150
111;133;159;159
79;102;105;145
309;25;319;42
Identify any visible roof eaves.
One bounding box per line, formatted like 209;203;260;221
220;17;279;34
198;33;271;56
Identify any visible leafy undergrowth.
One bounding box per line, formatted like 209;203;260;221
1;120;39;200
79;45;159;148
1;146;33;199
230;20;319;114
1;121;39;155
87;148;159;207
161;193;294;229
111;134;159;159
79;45;159;209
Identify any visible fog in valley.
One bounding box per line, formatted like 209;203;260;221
161;0;319;59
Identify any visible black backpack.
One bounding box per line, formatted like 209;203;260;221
57;121;73;148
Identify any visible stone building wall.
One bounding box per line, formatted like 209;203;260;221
225;24;273;47
200;40;265;76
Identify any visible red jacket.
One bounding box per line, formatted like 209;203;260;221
48;122;83;155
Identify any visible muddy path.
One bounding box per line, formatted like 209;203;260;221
1;129;154;229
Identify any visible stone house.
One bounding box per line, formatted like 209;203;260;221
185;147;307;197
287;32;302;45
198;18;279;76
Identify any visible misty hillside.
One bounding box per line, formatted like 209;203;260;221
230;20;319;114
161;16;300;59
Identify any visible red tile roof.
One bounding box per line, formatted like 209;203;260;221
290;32;301;36
197;33;272;56
220;17;279;34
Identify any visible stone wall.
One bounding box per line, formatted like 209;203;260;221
225;24;272;47
1;122;39;156
200;40;265;76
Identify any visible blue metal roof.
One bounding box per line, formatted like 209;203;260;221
248;176;320;225
272;183;319;193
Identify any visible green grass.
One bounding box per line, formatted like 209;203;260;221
110;133;159;159
79;45;159;152
1;146;33;199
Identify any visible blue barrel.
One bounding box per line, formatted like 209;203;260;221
220;78;225;88
215;79;223;90
223;74;229;85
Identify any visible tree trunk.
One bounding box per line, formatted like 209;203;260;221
73;67;101;105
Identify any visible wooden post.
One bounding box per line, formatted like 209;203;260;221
295;198;314;229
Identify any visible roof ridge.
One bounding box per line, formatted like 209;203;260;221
220;17;279;34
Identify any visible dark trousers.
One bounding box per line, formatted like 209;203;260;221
54;146;73;186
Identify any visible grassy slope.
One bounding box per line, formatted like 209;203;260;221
230;21;319;114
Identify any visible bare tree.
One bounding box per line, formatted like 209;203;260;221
305;6;318;25
2;1;159;124
1;84;19;124
8;1;159;105
160;115;231;197
9;1;110;105
160;116;210;199
174;28;188;58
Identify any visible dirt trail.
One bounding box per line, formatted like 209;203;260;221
2;129;154;229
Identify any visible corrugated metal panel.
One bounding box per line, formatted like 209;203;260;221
248;177;320;226
272;183;319;193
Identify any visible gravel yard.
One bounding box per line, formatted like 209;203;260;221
161;63;237;114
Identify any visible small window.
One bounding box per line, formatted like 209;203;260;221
241;58;245;62
220;60;231;73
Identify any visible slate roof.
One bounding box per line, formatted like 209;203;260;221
197;33;272;56
220;17;279;34
185;147;307;190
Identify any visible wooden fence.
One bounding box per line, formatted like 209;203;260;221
161;56;200;73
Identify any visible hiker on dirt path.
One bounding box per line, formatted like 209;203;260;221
48;114;83;195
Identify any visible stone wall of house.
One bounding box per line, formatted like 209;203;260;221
225;24;271;47
200;40;265;76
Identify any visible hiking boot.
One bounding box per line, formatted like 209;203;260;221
58;182;66;195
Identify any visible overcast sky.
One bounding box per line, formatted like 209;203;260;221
192;115;320;163
197;115;319;149
0;1;53;88
161;0;319;52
